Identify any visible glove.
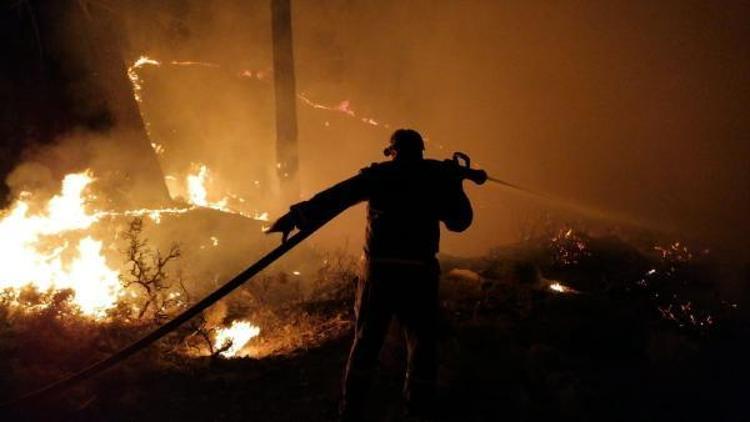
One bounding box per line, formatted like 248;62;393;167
442;159;465;188
265;212;296;243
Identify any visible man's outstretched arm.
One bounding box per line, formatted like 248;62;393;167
267;171;371;240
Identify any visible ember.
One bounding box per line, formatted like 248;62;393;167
549;226;591;266
127;56;161;103
548;282;575;294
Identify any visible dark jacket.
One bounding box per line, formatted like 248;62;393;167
290;158;473;260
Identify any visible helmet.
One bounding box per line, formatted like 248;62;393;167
383;129;425;157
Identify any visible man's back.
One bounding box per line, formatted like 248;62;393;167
285;157;472;261
363;159;472;260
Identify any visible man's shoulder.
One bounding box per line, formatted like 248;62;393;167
359;160;392;176
359;159;447;177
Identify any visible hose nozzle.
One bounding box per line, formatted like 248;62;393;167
452;152;488;185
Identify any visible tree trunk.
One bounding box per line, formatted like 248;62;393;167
271;0;300;199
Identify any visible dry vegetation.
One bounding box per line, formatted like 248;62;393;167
0;219;747;421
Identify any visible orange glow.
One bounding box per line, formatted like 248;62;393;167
548;282;576;294
297;94;390;129
0;172;122;317
0;167;268;318
127;56;161;102
214;320;261;358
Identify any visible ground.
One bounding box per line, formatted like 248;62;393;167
1;228;748;421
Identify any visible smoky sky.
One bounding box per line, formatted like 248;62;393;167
121;0;750;256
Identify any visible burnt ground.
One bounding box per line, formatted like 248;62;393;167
2;230;750;422
12;297;749;422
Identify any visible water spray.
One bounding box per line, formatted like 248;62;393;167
450;151;659;230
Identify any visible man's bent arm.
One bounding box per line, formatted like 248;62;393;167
440;186;473;232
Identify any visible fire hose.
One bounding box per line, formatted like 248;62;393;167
2;151;638;413
0;151;492;413
0;217;331;413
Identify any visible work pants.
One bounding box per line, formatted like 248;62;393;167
340;258;440;420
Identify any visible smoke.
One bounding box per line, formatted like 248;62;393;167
5;131;165;210
113;0;750;257
204;300;228;327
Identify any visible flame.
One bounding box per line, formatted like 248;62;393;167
127;54;390;131
547;281;580;294
150;142;165;155
297;94;390;129
239;69;270;80
186;164;210;207
549;282;574;294
96;206;194;224
90;165;269;225
0;167;266;330
0;172;122;317
214;320;261;358
127;56;161;102
132;56;162;68
170;60;220;68
62;237;121;315
180;164;269;221
548;282;566;293
186;164;229;211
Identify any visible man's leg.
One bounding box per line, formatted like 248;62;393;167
340;264;392;421
399;263;440;417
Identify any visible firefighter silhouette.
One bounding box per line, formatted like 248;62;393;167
268;129;474;420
